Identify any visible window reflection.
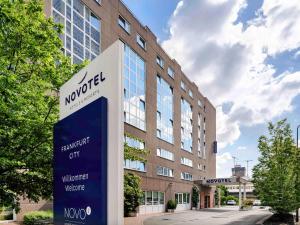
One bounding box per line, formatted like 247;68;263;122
123;45;146;130
157;75;173;143
181;98;193;152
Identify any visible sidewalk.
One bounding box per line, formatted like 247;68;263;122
124;212;173;225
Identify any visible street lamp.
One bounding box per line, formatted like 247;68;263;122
296;125;300;222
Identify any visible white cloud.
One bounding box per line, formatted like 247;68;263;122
294;50;300;59
216;152;233;177
237;146;247;151
162;0;300;148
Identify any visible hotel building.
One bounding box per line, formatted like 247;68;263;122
17;0;217;219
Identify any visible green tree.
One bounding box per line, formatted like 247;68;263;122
215;185;229;205
252;119;299;214
0;0;82;211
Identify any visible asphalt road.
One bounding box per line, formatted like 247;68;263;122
144;206;272;225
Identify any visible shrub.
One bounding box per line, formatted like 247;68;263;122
23;211;53;225
243;199;253;206
221;195;239;205
124;173;143;216
192;186;199;208
167;200;177;210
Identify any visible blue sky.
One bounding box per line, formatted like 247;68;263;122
123;0;300;178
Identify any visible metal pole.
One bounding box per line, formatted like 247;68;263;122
218;188;221;208
296;125;300;222
245;160;253;178
239;182;242;210
243;183;246;201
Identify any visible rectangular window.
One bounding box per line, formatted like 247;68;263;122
198;100;203;108
157;166;173;177
181;172;193;181
142;191;164;206
137;34;146;49
118;15;130;33
124;136;146;172
159;192;164;204
175;193;190;205
146;191;152;205
73;40;84;59
73;11;84;30
52;0;101;63
53;0;65;15
157;148;174;161
73;26;84;44
189;90;193;98
181;98;193;152
181;81;186;91
156;55;164;68
157;75;174;143
90;12;100;29
167;67;174;78
181;157;193;167
123;45;146;130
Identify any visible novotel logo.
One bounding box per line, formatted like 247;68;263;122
64;71;105;106
206;178;233;184
64;206;92;221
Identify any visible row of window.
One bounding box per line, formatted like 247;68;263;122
181;81;205;104
124;136;206;177
122;45;206;156
118;15;176;81
124;136;206;174
52;0;101;64
140;192;192;206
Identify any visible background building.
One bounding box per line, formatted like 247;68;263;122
232;165;246;178
17;0;217;219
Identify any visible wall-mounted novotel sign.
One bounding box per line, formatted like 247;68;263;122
203;177;237;185
55;41;124;225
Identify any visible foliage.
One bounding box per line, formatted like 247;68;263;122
0;213;13;221
0;0;83;211
252;119;299;214
124;133;149;162
23;211;53;225
124;173;143;216
215;185;230;205
242;199;253;207
167;200;177;210
192;186;199;207
123;134;149;216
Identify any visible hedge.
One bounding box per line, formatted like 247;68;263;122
23;211;53;225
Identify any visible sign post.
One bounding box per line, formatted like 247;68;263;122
54;41;124;225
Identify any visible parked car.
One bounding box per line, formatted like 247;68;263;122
227;200;237;205
253;200;261;206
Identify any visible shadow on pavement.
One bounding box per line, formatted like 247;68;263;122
223;214;269;225
200;208;235;213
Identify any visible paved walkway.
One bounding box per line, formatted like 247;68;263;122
124;212;172;225
143;207;272;225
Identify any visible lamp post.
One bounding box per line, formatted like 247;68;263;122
296;125;300;222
